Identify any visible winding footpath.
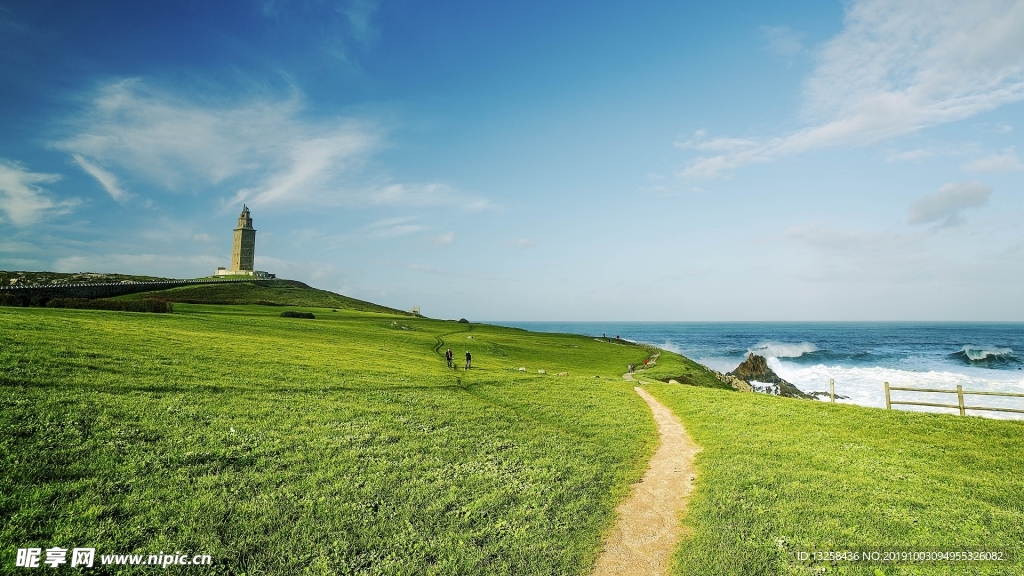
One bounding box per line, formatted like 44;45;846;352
591;374;701;576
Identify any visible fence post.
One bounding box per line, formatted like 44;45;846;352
884;382;891;410
830;378;835;403
957;385;965;416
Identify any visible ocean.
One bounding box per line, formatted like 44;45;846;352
488;322;1024;419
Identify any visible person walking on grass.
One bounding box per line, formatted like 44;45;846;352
445;348;453;368
465;350;472;371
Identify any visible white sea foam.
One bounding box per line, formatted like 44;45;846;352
959;345;1014;361
767;358;1024;419
659;341;682;354
748;341;818;358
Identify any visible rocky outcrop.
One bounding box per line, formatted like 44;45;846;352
716;372;754;393
688;367;753;392
728;354;812;399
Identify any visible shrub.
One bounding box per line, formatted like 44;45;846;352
44;298;174;313
0;292;31;307
458;318;469;323
280;311;315;319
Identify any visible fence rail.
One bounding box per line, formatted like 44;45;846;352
884;382;1024;416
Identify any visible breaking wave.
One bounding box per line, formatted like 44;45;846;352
956;345;1014;361
767;359;1024;419
659;341;682;354
748;341;818;359
949;345;1018;368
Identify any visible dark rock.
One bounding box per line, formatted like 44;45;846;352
728;353;812;399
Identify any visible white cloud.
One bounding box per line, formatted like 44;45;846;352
232;133;374;205
341;0;380;46
53;79;494;212
427;231;455;246
994;121;1013;133
0;160;78;226
509;238;535;248
683;0;1024;178
54;79;381;207
908;181;992;226
72;154;128;201
261;0;379;67
962;147;1024;172
192;232;217;243
369;182;497;211
364;216;426;238
761;25;803;58
675;131;758;153
885;148;937;162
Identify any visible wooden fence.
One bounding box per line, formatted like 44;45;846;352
884;382;1024;416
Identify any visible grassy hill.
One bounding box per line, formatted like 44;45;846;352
0;304;661;574
117;279;409;315
1;301;1021;575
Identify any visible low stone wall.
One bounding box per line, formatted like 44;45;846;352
0;278;272;305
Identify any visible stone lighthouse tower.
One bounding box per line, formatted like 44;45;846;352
231;205;256;272
214;205;274;278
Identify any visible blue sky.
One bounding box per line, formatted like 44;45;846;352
1;0;1023;321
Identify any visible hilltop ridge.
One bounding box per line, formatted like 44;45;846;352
0;270;409;316
118;278;410;315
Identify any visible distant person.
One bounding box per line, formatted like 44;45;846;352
643;358;648;367
465;350;472;371
445;348;453;368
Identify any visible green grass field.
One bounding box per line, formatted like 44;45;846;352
3;290;1022;575
0;304;658;575
644;382;1024;576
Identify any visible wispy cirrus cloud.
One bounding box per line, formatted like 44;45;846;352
340;0;380;46
369;182;499;211
53;79;494;213
261;0;380;68
364;216;427;239
962;147;1024;172
0;159;78;226
72;154;128;201
54;79;381;207
760;25;803;58
426;231;455;246
885;148;938;162
682;0;1024;179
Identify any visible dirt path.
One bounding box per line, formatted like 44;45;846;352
591;377;700;576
